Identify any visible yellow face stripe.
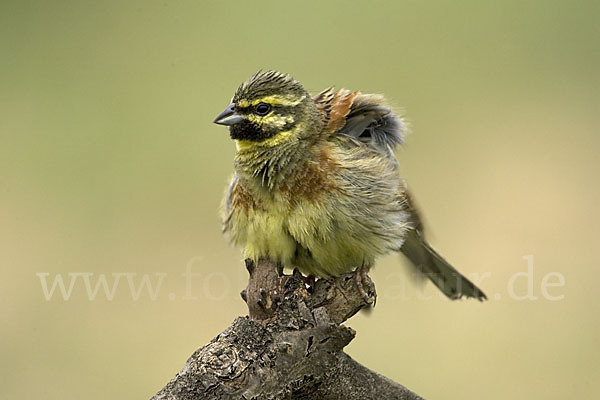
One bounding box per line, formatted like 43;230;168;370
237;95;306;108
235;122;304;150
245;113;294;128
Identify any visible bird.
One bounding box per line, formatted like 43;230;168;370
213;70;486;301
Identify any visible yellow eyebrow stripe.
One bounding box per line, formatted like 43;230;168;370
237;95;306;108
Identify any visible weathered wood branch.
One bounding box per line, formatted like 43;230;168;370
152;259;424;399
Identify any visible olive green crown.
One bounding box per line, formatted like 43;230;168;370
233;70;307;102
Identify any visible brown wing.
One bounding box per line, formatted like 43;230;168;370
313;88;405;154
313;88;360;134
312;87;335;119
314;88;485;300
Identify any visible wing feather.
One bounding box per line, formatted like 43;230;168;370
314;89;405;155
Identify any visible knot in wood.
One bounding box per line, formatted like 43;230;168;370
198;341;245;379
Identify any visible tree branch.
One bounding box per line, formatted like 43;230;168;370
152;259;424;399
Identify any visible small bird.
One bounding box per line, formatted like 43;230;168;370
214;70;486;301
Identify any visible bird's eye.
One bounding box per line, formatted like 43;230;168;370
255;102;271;116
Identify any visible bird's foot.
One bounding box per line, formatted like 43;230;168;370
302;274;317;293
354;266;376;305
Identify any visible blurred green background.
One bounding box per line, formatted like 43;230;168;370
1;1;598;398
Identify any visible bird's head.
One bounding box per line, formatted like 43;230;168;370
213;70;322;148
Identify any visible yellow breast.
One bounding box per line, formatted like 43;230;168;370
237;197;297;265
223;143;401;277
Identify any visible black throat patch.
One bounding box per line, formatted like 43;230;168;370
229;119;295;142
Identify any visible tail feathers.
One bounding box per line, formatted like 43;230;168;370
400;230;487;301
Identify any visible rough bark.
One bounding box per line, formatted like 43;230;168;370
152;259;424;400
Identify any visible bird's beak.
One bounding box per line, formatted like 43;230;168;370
213;103;244;126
